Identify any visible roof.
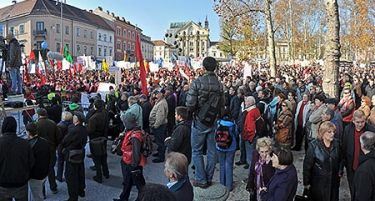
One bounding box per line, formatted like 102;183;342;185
152;40;172;47
210;41;219;46
0;0;113;31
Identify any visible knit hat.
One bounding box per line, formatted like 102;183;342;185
37;108;48;117
73;111;85;123
123;112;137;131
2;116;17;133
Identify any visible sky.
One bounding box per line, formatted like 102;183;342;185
0;0;221;41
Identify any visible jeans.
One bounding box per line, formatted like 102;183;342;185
239;135;247;163
245;140;255;166
29;178;45;201
218;151;235;191
191;120;217;184
0;184;28;201
152;124;167;161
9;67;22;94
118;161;145;201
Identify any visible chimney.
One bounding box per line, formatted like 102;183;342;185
12;0;16;4
89;9;93;13
106;10;109;14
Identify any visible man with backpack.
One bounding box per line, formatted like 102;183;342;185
113;111;146;201
186;56;224;188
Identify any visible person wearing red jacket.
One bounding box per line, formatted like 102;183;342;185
113;112;146;201
243;96;261;166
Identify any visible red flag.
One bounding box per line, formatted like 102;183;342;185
29;51;35;61
135;34;148;96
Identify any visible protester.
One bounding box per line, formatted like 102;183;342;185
246;137;275;201
352;131;375;201
0;116;34;200
303;121;341;201
164;152;193;201
292;92;311;151
5;33;23;94
338;88;355;127
56;111;73;182
26;122;51;201
275;100;294;148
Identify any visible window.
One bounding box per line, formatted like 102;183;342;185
90;47;94;55
98;33;102;41
36;21;44;31
127;42;131;50
9;27;14;35
66;44;70;50
109;48;112;56
84;30;87;38
77;45;80;54
56;42;61;52
123;43;126;50
104;47;107;56
56;24;60;33
98;46;102;56
84;46;87;55
109;36;112;42
117;28;121;36
123;29;126;37
19;24;24;34
128;30;131;38
132;32;135;40
76;27;80;37
65;26;69;35
132;43;134;51
104;34;107;42
90;31;94;39
117;42;121;49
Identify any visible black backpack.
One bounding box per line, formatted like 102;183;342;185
255;115;268;138
197;92;221;127
215;120;234;149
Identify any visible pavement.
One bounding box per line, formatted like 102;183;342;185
41;143;352;201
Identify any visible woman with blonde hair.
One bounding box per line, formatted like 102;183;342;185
246;137;275;201
358;96;371;118
303;121;341;201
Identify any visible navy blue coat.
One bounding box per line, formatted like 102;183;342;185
260;164;298;201
168;176;193;201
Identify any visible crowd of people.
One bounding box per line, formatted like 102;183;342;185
1;34;375;201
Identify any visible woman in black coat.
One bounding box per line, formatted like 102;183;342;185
246;137;275;201
303;121;341;201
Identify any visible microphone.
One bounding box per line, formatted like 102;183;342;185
47;52;64;61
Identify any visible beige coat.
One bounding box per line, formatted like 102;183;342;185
149;98;168;128
308;104;327;139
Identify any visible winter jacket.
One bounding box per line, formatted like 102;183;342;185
303;139;341;201
331;109;343;139
243;106;261;142
149;98;168;129
165;121;192;164
260;165;298;201
247;151;275;194
57;120;72;151
6;38;22;68
141;100;152;131
293;100;311;135
353;150;375;201
36;117;60;151
121;129;146;167
338;98;355;123
308;104;327;139
0;132;34;188
365;84;375;99
87;109;109;139
46;104;62;124
60;124;88;162
341;123;375;185
29;136;51;180
230;95;242;121
168;176;194;201
186;71;224;126
122;103;143;130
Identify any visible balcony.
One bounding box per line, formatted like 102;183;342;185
33;29;47;37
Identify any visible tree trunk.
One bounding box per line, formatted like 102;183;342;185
323;0;341;98
265;0;277;77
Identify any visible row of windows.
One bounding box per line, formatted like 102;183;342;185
98;46;113;57
116;41;135;51
98;33;112;42
116;27;136;40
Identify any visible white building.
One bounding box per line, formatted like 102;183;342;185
164;18;210;58
153;40;177;63
208;41;228;60
141;34;154;61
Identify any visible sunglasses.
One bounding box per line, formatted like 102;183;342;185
282;104;287;107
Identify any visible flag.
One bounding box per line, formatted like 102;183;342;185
38;52;46;86
135;34;148;96
102;59;109;73
63;45;73;64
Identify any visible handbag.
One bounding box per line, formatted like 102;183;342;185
276;128;289;144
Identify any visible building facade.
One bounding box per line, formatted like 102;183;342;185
208;41;228;60
141;34;154;61
164;18;210;58
153;40;177;63
94;7;141;61
0;0;101;57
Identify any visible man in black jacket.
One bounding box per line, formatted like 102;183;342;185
0;116;34;200
186;56;224;188
165;86;177;137
87;99;109;183
61;111;88;201
26;122;51;201
36;108;60;194
139;94;152;133
165;106;192;164
342;110;375;196
353;131;375;201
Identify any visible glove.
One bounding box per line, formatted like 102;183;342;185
303;187;311;198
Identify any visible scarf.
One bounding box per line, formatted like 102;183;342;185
255;158;266;200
